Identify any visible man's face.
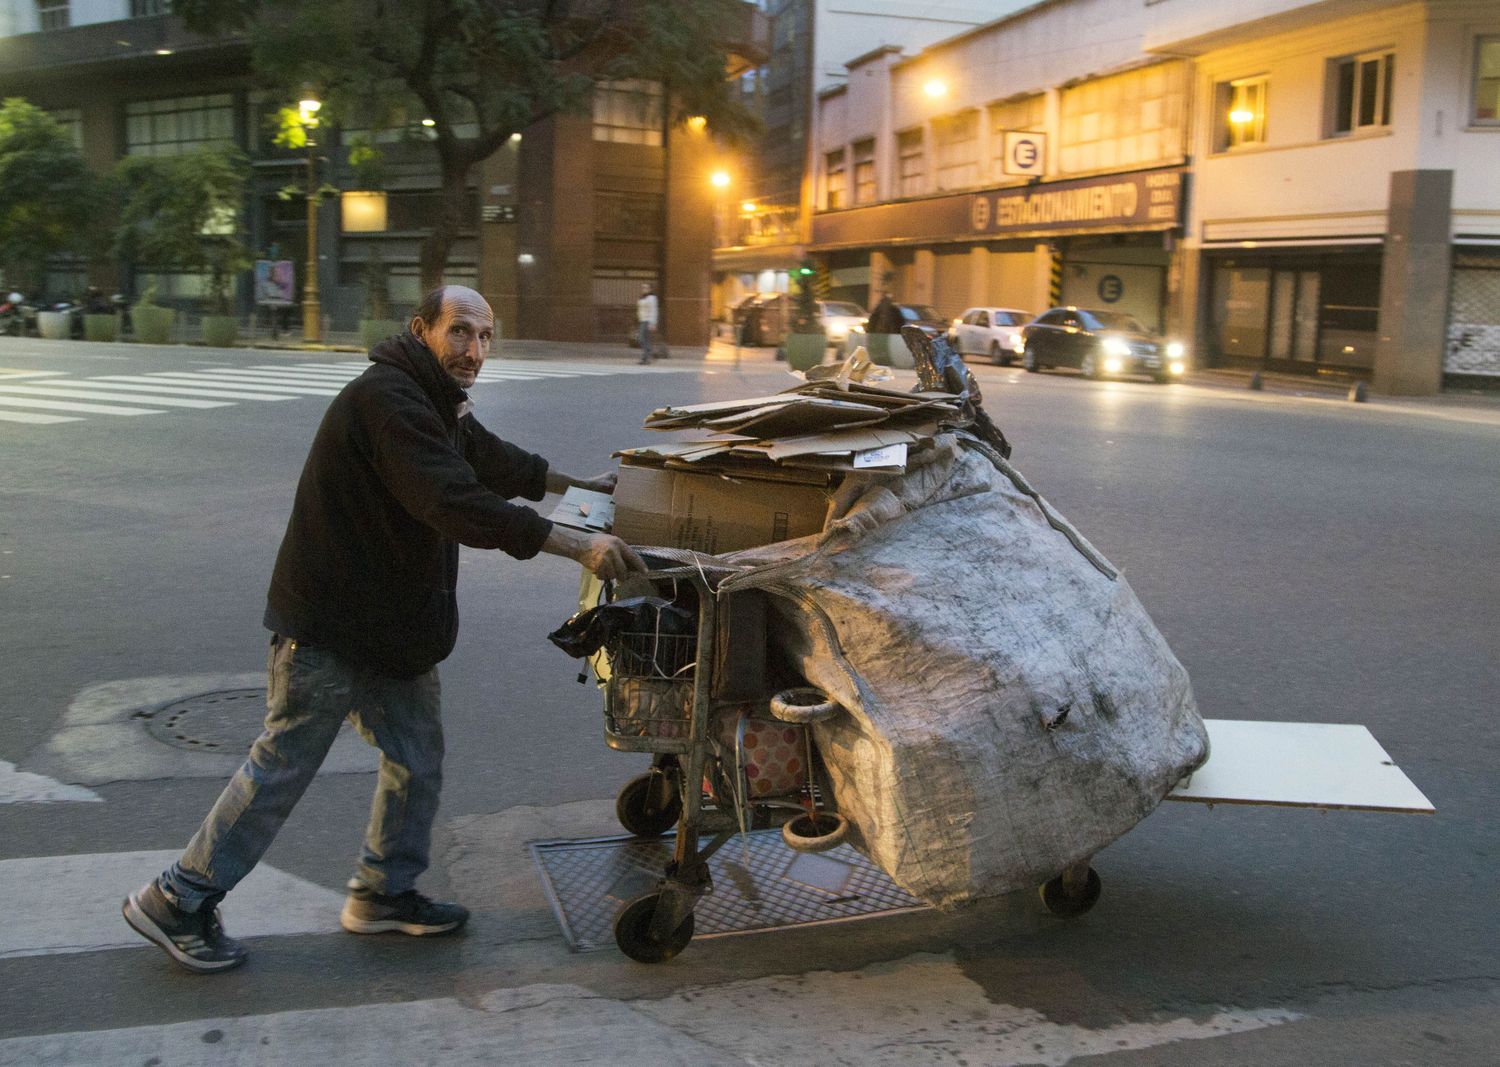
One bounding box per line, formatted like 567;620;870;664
415;289;494;388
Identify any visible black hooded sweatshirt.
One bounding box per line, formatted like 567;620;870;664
264;333;554;676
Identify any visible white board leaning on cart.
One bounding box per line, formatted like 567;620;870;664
1167;720;1434;814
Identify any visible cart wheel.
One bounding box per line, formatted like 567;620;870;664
614;893;695;963
616;772;681;837
781;811;849;853
769;687;842;724
1039;867;1102;918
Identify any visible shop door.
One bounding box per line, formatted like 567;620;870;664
1267;270;1320;363
1446;252;1500;379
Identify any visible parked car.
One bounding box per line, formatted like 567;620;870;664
846;303;949;351
734;295;870;349
949;307;1031;365
1019;306;1187;383
818;300;868;349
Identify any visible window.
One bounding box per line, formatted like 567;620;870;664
897;128;925;197
853;138;876;204
933;111;979;190
823;149;847;209
131;0;167;15
48;107;82;150
1217;76;1268;149
1330;51;1394;135
592;80;662;146
1474;37;1500;124
988;95;1045;181
595;191;662;238
125;94;236;156
1060;61;1188;174
36;0;68;30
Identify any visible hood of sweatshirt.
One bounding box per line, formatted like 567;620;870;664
368;331;467;415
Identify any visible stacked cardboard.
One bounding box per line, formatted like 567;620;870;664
605;355;965;553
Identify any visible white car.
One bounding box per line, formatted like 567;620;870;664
819;300;868;349
949;307;1031;365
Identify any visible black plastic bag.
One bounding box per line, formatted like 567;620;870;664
547;596;694;659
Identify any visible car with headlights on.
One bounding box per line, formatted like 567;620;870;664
1019;307;1186;383
818;300;868;350
949;307;1031;365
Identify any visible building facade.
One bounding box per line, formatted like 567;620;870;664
810;0;1500;393
711;0;1008;318
0;1;767;345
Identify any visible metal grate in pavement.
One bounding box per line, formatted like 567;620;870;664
530;830;928;952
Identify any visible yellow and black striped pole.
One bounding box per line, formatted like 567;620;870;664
1048;246;1064;307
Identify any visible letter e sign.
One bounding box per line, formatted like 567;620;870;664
1002;131;1046;177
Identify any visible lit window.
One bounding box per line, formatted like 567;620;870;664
824;149;846;209
592;80;663;146
1217;75;1268;149
1330;50;1394;135
897;128;925;197
125;94;236;156
1474;37;1500;125
852;138;876;204
933;110;979;190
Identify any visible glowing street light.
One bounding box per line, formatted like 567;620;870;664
923;78;948;99
710;169;731;188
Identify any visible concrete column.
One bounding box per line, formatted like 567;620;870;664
1373;169;1452;395
1033;242;1055;310
663;120;715;345
912;248;936;305
968;246;990;308
869;250;896;304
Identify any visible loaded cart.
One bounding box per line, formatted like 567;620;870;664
554;561;851;963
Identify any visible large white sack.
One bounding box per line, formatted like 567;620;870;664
721;433;1209;907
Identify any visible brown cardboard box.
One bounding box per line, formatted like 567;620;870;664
613;465;830;553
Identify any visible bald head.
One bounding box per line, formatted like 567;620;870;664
411;285;494;388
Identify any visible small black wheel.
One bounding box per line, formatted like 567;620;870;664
1082;351;1102;380
615;771;680;837
1039;867;1102;917
1023;349;1040;373
989;341;1005;365
614;893;694;963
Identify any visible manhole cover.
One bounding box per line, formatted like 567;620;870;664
138;689;267;752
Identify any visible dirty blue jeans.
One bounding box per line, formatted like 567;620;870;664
159;635;444;912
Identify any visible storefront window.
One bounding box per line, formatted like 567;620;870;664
1213;266;1270;359
1474;37;1500;125
1211;257;1379;370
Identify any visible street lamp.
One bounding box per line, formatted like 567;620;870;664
298;95;322;343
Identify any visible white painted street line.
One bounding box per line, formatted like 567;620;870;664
245;365;361;379
0;410;80;424
169;370;345;392
122;374;336;395
0;849;344;960
49;379;298;402
0;369;67;380
0;761;100;804
0;395;161;415
95;374;306;397
0;955;1303;1066
0;385;230;408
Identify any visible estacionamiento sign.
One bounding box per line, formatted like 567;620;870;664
811;167;1184;249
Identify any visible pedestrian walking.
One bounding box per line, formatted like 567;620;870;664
123;285;645;973
637;282;659;364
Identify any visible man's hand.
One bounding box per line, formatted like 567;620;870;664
542;525;646;582
546;468;619;496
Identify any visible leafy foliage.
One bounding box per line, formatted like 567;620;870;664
113;148;252;313
171;0;761;287
0;98;97;294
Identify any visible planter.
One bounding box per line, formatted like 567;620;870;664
783;331;826;372
84;314;119;343
359;318;405;351
864;333;897;366
37;310;71;340
201;315;239;348
132;305;176;345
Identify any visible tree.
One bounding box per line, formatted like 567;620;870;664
113;148;252;314
0;98;97;295
173;0;760;290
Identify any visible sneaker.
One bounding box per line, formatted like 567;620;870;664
340;886;469;936
122;882;247;974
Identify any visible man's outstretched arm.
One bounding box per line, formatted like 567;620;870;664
542;525;646;582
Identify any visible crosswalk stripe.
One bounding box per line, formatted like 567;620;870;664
0;385;230;408
110;375;335;396
51;379;298;402
0;396;162;415
0;410;80;424
245;366;361;379
175;370;346;392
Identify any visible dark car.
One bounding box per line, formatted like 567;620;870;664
847;303;948;351
1019;307;1187;383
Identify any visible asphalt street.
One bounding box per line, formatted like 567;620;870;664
0;335;1495;1065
